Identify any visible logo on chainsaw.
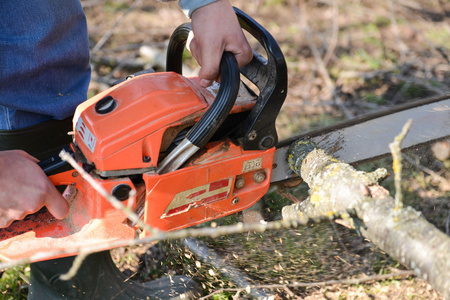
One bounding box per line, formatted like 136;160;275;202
76;117;97;152
161;178;232;218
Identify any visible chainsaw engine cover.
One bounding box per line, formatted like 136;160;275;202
73;72;212;176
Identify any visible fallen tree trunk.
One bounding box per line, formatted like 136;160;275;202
282;140;450;299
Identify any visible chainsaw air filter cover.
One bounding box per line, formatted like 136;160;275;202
73;72;210;176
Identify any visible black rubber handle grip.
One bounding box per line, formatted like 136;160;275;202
166;23;191;75
186;52;239;147
166;24;240;148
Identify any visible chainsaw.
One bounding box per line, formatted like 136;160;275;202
0;8;448;263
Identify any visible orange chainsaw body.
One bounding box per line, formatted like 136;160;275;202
0;7;288;262
0;72;273;262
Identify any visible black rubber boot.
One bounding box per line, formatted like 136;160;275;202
28;251;201;300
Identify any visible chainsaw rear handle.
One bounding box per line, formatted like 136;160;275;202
166;23;240;149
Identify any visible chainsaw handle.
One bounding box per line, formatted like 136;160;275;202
165;22;190;75
167;9;288;151
166;23;240;149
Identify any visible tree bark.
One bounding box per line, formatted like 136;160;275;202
282;140;450;299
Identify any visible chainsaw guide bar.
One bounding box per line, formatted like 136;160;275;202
272;94;450;183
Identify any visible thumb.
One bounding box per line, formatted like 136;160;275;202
45;187;69;220
198;58;220;88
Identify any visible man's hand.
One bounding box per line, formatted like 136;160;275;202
189;0;253;87
0;150;69;228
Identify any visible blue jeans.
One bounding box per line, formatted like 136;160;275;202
0;0;91;130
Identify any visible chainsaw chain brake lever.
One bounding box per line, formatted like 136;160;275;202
158;8;287;174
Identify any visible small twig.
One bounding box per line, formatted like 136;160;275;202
59;251;89;281
282;286;295;298
0;219;304;272
127;189;136;210
59;150;158;235
322;0;339;67
328;219;371;275
90;54;149;70
80;0;104;8
446;213;450;236
391;74;447;96
200;288;239;300
388;119;413;214
395;3;450;63
276;186;302;203
231;290;242;300
294;0;353;119
403;154;450;190
259;270;415;289
386;0;408;61
18;271;30;285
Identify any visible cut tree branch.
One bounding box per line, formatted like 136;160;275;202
282;137;450;298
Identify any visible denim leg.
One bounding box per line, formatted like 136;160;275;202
0;0;91;124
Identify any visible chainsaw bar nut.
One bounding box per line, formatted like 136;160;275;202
235;175;245;189
252;170;266;183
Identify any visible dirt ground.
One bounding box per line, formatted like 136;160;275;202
78;0;450;299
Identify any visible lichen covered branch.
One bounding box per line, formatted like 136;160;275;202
282;140;450;298
283;140;388;221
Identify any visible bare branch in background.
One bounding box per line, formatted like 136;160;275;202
293;0;354;119
91;0;144;54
